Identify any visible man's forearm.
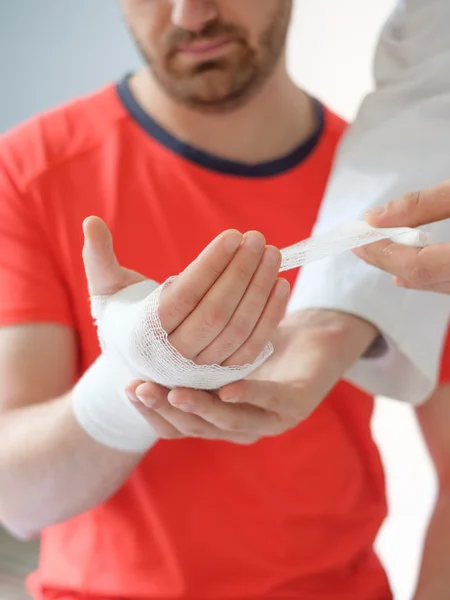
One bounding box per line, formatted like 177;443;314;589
0;394;141;538
413;489;450;600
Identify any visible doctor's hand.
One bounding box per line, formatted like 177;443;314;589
353;181;450;294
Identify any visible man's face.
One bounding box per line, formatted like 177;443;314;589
121;0;293;112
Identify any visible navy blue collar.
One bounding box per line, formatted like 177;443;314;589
116;74;325;178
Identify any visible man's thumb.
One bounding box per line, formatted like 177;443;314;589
82;216;124;296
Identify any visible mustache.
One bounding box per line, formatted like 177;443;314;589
163;20;247;51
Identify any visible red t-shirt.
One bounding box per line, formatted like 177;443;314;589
0;77;391;600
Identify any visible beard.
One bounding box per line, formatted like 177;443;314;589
130;1;292;113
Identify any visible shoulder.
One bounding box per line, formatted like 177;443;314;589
0;83;128;193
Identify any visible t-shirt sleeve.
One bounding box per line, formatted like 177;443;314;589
0;156;74;328
288;0;450;405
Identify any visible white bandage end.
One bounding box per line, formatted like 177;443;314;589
71;354;158;453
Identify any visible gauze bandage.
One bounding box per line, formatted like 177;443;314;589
72;221;428;452
279;221;428;272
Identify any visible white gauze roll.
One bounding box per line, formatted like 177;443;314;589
72;221;429;451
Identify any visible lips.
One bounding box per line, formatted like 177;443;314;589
177;38;233;56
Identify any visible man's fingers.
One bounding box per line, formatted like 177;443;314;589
127;380;170;410
222;278;290;366
366;181;450;229
145;393;262;443
127;383;182;439
218;379;312;421
130;401;183;439
158;230;243;334
354;240;450;289
168;231;266;359
167;387;284;436
195;246;283;366
128;381;262;442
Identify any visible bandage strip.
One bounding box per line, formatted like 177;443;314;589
279;221;428;272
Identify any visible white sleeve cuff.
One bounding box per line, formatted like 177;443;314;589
288;251;450;405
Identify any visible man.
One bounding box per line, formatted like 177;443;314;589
0;1;386;598
0;2;448;600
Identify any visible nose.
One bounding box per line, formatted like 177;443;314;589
171;0;219;32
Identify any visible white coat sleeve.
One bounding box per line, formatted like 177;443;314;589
289;0;450;404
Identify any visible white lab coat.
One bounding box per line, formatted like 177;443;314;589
289;0;450;404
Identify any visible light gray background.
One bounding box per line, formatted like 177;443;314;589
0;1;141;132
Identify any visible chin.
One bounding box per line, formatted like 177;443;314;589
179;90;256;114
170;72;260;113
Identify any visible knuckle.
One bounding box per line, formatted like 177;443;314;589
202;305;228;332
160;286;203;327
407;261;434;286
402;190;422;212
259;311;281;331
158;300;183;328
235;262;253;283
227;318;252;343
249;278;270;297
176;287;202;313
266;391;282;412
240;340;265;364
202;259;227;280
207;340;236;365
225;417;242;432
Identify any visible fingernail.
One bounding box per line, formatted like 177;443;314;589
222;396;240;403
224;231;243;253
263;246;281;267
127;390;139;404
244;231;265;252
137;395;158;408
365;206;385;220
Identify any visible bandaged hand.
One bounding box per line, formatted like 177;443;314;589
127;309;378;443
72;217;290;452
